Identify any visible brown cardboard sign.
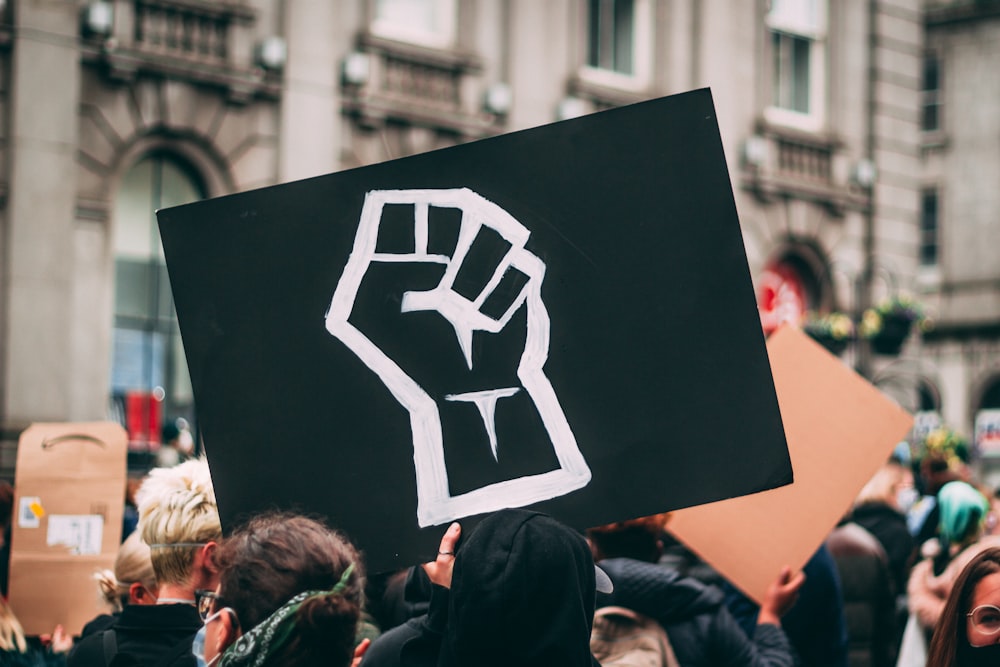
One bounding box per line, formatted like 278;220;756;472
8;423;127;636
667;326;914;604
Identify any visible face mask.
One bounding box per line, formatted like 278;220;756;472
191;609;227;667
896;487;919;514
958;639;1000;666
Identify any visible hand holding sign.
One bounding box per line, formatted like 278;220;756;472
326;188;592;528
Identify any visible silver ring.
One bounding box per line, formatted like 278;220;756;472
438;550;454;556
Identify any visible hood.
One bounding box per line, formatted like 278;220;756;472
851;500;904;520
596;557;723;624
438;509;597;667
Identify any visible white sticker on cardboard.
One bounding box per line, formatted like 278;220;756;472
17;497;43;529
46;515;103;555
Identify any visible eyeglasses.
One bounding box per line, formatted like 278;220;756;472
967;605;1000;634
195;589;223;622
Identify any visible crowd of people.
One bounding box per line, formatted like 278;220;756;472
0;430;995;666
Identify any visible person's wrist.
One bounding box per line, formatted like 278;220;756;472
757;609;781;626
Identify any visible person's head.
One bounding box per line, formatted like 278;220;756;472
926;547;1000;665
439;509;599;667
938;481;990;548
96;530;159;611
586;513;672;563
200;511;364;667
136;457;222;590
856;460;915;511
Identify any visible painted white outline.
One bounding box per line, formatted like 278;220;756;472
326;188;592;527
445;387;520;462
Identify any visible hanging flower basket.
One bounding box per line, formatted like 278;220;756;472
860;293;930;356
869;313;912;355
801;312;854;357
811;333;851;356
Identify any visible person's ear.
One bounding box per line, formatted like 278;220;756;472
129;582;157;605
215;609;240;654
199;541;220;574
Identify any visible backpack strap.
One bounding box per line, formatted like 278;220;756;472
102;629;117;667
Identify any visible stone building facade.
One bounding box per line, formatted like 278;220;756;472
920;1;1000;482
2;0;989;476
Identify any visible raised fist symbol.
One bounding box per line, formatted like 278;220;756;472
326;188;591;527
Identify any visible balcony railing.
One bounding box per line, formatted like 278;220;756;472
740;125;867;215
341;33;502;139
133;0;229;63
81;0;279;104
775;136;833;184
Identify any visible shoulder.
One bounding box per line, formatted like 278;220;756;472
67;631;106;666
362;617;435;667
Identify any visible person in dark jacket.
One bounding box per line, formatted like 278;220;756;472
724;544;849;667
826;522;897;667
362;509;607;667
849;459;916;596
587;515;801;667
68;458;222;667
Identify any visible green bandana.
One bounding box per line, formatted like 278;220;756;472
218;563;355;667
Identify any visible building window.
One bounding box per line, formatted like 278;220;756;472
110;154;204;449
922;54;942;132
580;0;651;90
766;0;827;130
920;189;939;267
588;0;635;75
371;0;456;48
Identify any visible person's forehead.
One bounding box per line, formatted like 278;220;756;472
972;571;1000;608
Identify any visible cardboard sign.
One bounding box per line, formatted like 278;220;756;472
667;326;914;604
976;409;1000;457
157;88;793;573
8;423;127;635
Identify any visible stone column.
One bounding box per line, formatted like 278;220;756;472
1;1;81;428
279;0;354;181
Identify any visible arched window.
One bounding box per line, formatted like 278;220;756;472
110;154;205;452
758;254;823;335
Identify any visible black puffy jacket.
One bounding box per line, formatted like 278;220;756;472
596;558;794;667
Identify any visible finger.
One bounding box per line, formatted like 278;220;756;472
427;205;463;258
453;226;512;301
352;637;371;667
438;522;461;556
376;202;419;255
785;569;806;591
480;267;530;320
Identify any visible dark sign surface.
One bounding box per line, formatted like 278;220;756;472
158;88;792;573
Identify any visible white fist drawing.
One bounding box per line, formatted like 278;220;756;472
326;188;591;527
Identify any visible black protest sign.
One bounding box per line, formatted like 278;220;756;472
158;88;792;573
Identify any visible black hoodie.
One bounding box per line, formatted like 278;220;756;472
438;509;599;667
362;509;600;667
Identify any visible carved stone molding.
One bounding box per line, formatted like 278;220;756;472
81;0;280;105
342;33;503;139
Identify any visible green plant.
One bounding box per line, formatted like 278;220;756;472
860;293;930;338
801;311;855;341
916;427;970;468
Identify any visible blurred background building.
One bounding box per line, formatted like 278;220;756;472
0;0;997;482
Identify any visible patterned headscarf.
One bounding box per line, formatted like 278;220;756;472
218;563;355;667
937;482;989;546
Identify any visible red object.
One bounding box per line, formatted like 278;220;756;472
125;391;162;449
758;262;807;335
